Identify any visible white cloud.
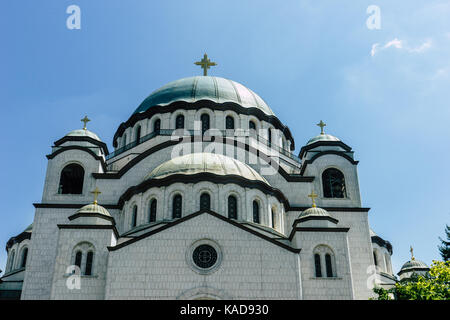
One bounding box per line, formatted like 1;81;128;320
371;38;432;56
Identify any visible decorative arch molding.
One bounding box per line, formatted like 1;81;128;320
46;146;107;171
116;173;290;211
299;140;352;158
97;138;314;183
176;286;232;300
53;136;109;155
112;100;295;150
300;151;358;175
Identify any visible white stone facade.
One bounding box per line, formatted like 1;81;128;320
0;76;395;300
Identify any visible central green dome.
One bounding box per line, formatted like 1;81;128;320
133;76;274;116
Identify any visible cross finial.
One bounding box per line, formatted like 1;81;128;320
317;120;326;135
194;53;217;76
410;246;415;261
81;116;90;130
308;190;318;208
91;187;101;205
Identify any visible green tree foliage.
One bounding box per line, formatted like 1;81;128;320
438;225;450;261
372;260;450;300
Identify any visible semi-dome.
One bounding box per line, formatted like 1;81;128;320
133;76;275;116
65;129;101;141
399;259;429;272
75;203;111;217
306;133;340;145
145;152;268;184
299;206;332;219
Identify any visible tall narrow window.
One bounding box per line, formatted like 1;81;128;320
314;254;322;277
322;168;346;198
154;119;161;133
85;251;93;276
200;193;211;211
373;251;378;266
201;114;210;135
8;250;15;271
123;134;127;147
228;195;237;219
252;200;260;224
74;251;82;270
268;128;272;145
58;164;84;194
149;199;157;223
325;253;333;277
176;115;185;129
271;209;277;230
226;116;235;130
131;205;138;228
173;195;182;218
20;248;28;268
135;126;141;144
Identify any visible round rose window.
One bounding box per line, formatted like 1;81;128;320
192;244;218;269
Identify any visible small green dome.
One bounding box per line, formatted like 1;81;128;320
76;203;111;217
146;152;268;184
133;76;274;116
299;206;332;219
306;133;340;145
66;129;101;141
399;259;429;272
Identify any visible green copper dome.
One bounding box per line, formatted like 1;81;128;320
306;133;340;145
145;152;269;184
399;259;429;272
299;207;332;219
65;129;101;141
75;203;111;217
133;76;274;116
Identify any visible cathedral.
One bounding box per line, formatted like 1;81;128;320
1;55;407;300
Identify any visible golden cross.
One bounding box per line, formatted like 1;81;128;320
410;246;415;260
194;53;217;76
81;116;90;130
317;120;326;135
91;187;101;205
308;190;318;208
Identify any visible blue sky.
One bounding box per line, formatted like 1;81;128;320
1;0;449;275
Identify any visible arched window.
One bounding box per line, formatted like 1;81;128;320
149;199;157;223
20;247;28;269
131;205;138;228
135;125;141;143
271;209;277;230
201;114;210;135
249;120;256;131
175;115;185;129
252;200;260;224
74;251;82;269
8;250;15;271
173;194;182;218
153;119;161;133
200;193;211;211
325;253;333;277
58;164;84;194
228;195;237;219
322;168;346;198
314;245;336;278
314;254;322;277
122;134;127;147
385;253;392;274
226;116;235;130
85;251;93;276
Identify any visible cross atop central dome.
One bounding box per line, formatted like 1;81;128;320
133;76;275;116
